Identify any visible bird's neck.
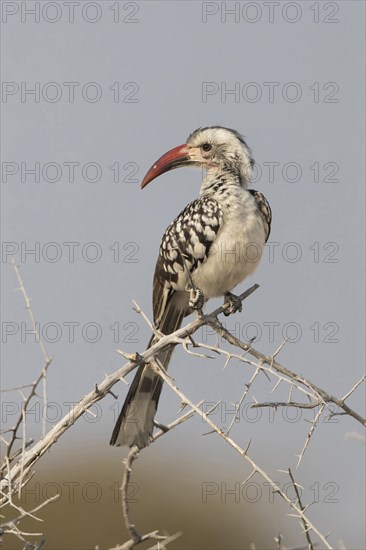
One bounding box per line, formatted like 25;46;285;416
200;166;249;197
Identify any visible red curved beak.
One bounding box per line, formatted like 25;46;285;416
141;144;190;189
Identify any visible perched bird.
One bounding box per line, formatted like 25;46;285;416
110;126;271;448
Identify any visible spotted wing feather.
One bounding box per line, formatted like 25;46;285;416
153;196;223;325
249;189;272;242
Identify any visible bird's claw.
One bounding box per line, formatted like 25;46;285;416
223;292;242;316
189;287;205;311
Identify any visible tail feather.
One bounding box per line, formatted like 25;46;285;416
110;292;188;448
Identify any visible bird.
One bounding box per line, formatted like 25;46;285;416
110;126;271;448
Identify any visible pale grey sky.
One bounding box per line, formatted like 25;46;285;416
1;2;365;549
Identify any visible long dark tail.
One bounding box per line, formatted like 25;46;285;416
110;293;187;448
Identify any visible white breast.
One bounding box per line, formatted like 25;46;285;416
192;190;266;299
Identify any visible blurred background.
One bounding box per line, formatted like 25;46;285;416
1;1;365;548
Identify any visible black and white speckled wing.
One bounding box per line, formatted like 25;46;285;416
153;196;223;326
249;189;272;242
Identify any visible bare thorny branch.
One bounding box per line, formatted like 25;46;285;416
1;262;55;547
117;411;196;549
146;356;333;549
287;468;315;550
1;267;365;549
2;262;52;463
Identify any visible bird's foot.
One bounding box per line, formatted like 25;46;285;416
223;292;242;316
188;286;205;312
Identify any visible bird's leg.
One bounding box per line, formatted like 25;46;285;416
188;286;205;311
223;292;243;316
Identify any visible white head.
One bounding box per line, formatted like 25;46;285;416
141;126;254;189
186;126;254;186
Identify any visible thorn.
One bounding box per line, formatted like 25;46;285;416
206;400;222;415
188;334;197;347
178;401;188;413
153;420;169;433
202;429;216;436
108;389;119;400
243;438;252;455
116;350;143;362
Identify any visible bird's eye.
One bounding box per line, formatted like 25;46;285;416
201;143;212;152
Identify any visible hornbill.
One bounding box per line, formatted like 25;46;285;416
110;126;271;448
